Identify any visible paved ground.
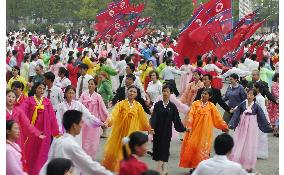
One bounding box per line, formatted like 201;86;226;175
95;80;279;175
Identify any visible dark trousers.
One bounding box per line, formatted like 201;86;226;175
119;75;124;88
165;79;179;97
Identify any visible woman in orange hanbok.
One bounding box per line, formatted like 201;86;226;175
179;89;228;172
101;85;152;172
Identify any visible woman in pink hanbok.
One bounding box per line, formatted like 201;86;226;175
56;85;104;151
267;73;279;135
180;70;204;108
228;89;273;172
6;90;45;163
179;58;195;95
20;82;59;175
79;78;109;159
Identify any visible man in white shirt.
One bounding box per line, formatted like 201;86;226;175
193;133;259;175
43;72;64;112
39;110;113;175
219;60;251;79
76;63;93;99
9;50;18;67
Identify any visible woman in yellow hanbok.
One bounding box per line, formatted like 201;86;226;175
82;50;96;76
102;85;152;172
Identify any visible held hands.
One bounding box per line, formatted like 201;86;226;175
39;134;46;139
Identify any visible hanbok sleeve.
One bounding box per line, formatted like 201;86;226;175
172;104;186;132
46;101;60;137
18;109;41;137
137;102;151;131
228;103;243;129
103;66;117;76
255;104;273;133
150;103;158;129
97;94;109;122
6;147;28;175
109;101;122;127
186;102;197;129
79;102;103;128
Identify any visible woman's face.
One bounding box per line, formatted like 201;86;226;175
12;87;22;96
7;122;20;140
65;89;75;101
6;91;16;106
201;91;211;102
128;87;138;100
135;142;148;157
247;90;255;101
148;61;153;67
162;88;171;99
150;73;157;81
229;77;237;85
35;84;45;97
12;68;19;77
88;80;97;92
193;72;200;81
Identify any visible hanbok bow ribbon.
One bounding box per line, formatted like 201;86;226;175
31;96;44;125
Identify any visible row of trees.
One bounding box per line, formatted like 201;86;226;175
7;0;278;32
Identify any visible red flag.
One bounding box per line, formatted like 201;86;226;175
256;41;269;61
244;19;266;40
96;0;130;22
132;28;148;41
235;46;245;60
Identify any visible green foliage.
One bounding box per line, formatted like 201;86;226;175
53;24;67;33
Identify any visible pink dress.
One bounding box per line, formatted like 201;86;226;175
49;62;64;77
180;80;204;107
229;103;258;170
14;45;25;66
20;97;59;175
6;107;41;154
79;91;109;159
179;64;195;95
6;141;28;175
267;82;279;125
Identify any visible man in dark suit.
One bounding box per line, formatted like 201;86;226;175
195;74;231;113
244;70;278;104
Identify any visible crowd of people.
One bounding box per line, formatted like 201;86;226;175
6;28;279;175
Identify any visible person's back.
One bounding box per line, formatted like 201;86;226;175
193;133;249;175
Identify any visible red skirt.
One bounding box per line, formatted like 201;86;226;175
208;71;223;90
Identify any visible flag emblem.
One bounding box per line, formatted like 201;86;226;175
195;19;202;26
216;3;223;13
120;2;126;8
109;10;115;16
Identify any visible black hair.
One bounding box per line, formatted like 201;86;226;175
229;73;239;80
184;57;190;65
83;50;89;57
275;48;279;54
68;51;74;57
44;71;56;82
31;53;38;61
203;74;212;81
127;63;135;73
59;67;69;78
152;50;157;56
12;66;20;73
197;55;202;60
258;61;265;70
6;120;16;138
52;49;57;55
78;63;89;70
46;158;74;175
53;55;61;64
167;51;173;58
12;50;18;56
272;73;279;82
6;89;15;96
125;56;132;64
197;60;203;67
246;88;258;98
162;84;173;93
122;131;148;160
213;56;218;63
63;110;83;131
240;57;245;63
120;54;126;61
67;56;74;64
36;64;44;70
64;85;76;99
254;82;263;92
125;73;136;81
29;82;45;97
141;170;160;175
165;59;172;66
206;57;212;64
11;81;24;90
262;56;268;63
202;88;213;97
231;60;239;67
214;133;234;155
149;70;159;79
76;52;82;58
24;55;30;63
251;54;257;61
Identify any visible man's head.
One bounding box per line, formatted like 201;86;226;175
35;64;44;75
231;60;239;68
126;63;135;74
63;110;83;135
202;74;212;87
125;74;136;87
214;133;234;155
251;70;260;81
78;63;88;75
44;71;55;86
